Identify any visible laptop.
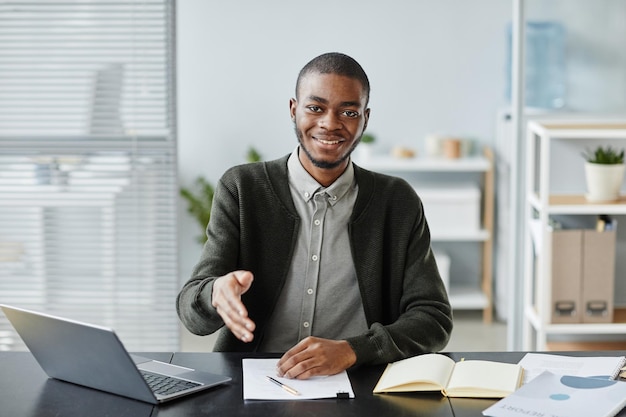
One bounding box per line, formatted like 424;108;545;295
0;304;231;404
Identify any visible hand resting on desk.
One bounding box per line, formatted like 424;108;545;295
276;337;357;380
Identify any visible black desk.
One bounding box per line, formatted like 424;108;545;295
1;351;171;417
2;351;626;417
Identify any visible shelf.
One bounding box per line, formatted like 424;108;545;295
545;341;626;351
523;119;626;350
355;155;491;172
449;286;490;310
528;120;626;139
431;229;490;242
528;193;626;215
525;308;626;335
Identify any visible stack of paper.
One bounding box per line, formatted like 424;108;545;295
484;354;626;417
517;353;626;384
483;371;626;417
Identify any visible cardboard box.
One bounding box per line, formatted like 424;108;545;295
413;184;481;235
581;230;616;323
550;230;583;324
549;228;616;324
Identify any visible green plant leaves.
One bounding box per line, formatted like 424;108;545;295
581;146;625;165
180;146;263;244
360;133;376;144
179;176;214;244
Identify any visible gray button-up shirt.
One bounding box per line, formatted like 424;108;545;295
258;148;368;352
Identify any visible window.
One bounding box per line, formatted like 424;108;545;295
0;0;178;351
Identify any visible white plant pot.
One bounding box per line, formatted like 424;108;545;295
354;143;373;161
584;162;626;202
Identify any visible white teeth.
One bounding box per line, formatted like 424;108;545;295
318;139;339;145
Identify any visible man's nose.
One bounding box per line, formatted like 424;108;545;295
319;112;342;130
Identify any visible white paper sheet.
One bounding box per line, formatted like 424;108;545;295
242;358;355;400
518;353;626;384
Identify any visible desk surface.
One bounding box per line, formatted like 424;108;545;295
2;351;626;417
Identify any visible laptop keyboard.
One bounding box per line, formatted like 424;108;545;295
140;370;202;396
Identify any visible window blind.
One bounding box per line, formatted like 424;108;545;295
0;0;179;352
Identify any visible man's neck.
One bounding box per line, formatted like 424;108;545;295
298;152;349;187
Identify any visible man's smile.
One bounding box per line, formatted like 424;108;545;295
313;135;344;145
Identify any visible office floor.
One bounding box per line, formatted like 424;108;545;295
180;310;509;352
443;310;508;352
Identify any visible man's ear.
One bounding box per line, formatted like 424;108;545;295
362;107;371;131
289;98;297;121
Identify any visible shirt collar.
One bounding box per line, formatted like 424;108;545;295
287;147;355;205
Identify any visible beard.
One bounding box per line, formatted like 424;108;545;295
294;123;361;170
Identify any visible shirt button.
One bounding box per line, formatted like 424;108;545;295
307;288;313;295
331;195;337;200
304;192;310;198
314;219;321;226
303;322;310;328
311;255;318;261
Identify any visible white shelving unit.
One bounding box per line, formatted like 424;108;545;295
523;119;626;351
358;148;494;323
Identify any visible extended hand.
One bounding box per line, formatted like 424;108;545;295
276;337;357;380
211;270;256;343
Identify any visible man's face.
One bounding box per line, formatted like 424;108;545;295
290;72;370;175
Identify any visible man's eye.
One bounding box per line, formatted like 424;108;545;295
343;110;360;118
307;106;322;113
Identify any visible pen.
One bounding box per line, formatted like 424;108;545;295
266;375;301;396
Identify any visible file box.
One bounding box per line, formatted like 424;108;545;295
550;230;583;324
549;228;616;324
413;184;481;235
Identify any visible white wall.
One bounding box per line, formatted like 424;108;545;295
176;0;511;269
176;1;626;350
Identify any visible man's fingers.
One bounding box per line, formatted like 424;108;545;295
232;270;254;293
276;337;356;379
211;271;256;342
216;300;255;342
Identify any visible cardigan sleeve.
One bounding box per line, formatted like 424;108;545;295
176;174;242;336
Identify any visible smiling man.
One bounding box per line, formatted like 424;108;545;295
176;52;453;380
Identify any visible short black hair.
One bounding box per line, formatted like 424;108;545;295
295;52;370;105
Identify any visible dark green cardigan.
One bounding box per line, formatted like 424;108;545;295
176;154;452;366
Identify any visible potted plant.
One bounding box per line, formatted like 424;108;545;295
360;133;376;145
355;132;376;160
581;145;626;202
180;176;214;244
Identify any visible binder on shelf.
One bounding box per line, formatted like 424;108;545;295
549;216;617;325
550;230;583;324
581;229;616;324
